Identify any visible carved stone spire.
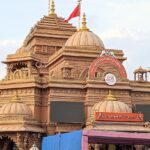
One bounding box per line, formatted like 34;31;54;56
79;13;89;31
48;0;55;16
11;93;21;103
105;90;117;101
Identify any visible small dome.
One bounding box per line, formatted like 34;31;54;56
0;95;32;117
65;31;104;49
92;100;131;113
65;13;105;49
134;66;147;73
91;91;131;121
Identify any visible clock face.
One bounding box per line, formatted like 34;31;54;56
105;73;117;85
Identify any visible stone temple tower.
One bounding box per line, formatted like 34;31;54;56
0;1;150;150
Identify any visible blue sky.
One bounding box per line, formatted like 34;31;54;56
0;0;150;79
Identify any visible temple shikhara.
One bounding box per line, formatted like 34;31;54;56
1;0;150;150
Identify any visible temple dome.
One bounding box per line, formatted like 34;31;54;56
65;31;104;49
91;91;131;121
134;66;147;73
0;95;32;117
65;13;105;49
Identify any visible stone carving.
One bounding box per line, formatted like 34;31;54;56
5;61;31;80
24;133;29;150
61;68;71;79
100;49;116;58
144;122;150;128
17;133;24;150
14;70;21;79
49;88;83;95
0;88;34;96
61;62;73;79
35;62;45;69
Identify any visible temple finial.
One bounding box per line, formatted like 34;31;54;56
48;0;55;16
105;90;117;101
11;92;21;103
79;13;89;31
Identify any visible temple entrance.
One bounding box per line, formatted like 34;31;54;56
0;136;17;150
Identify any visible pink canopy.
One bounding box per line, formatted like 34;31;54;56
82;130;150;150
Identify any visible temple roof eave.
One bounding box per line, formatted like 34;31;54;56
46;47;101;68
0;124;45;133
2;55;41;64
90;125;150;133
0;78;48;89
130;80;150;91
0;115;45;133
24;33;74;46
23;15;77;46
47;47;127;68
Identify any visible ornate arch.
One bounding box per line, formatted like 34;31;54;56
89;56;127;79
0;135;18;150
79;67;89;80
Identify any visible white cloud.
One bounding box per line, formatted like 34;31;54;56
101;30;150;79
107;0;150;4
0;40;23;46
107;0;150;8
101;28;147;41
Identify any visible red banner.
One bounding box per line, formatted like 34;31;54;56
65;5;80;22
95;112;144;122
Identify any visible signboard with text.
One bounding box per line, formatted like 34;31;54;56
95;112;144;122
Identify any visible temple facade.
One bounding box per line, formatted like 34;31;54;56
0;1;150;150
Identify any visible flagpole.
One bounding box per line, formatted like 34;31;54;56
48;0;51;15
78;0;81;30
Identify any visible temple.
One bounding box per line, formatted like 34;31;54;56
0;1;150;150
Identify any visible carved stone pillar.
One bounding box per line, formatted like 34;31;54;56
16;132;24;150
134;145;143;150
108;144;116;150
145;72;148;81
95;144;99;150
28;133;41;150
86;105;93;126
134;72;136;81
82;136;88;150
27;62;31;77
23;133;29;150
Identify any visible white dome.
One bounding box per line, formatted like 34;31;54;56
0;95;32;117
91;91;131;121
65;31;105;49
92;100;131;113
